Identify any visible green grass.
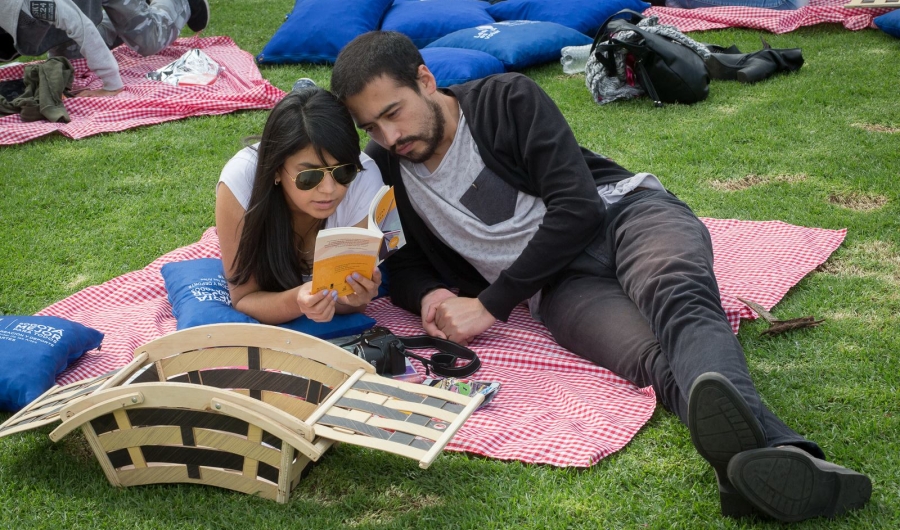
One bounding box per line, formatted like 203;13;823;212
2;2;899;527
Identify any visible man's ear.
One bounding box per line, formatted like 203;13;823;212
416;64;438;95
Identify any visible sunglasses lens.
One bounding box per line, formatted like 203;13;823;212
332;164;360;185
295;170;324;190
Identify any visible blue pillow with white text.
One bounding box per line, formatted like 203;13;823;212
161;258;376;339
426;21;593;71
161;258;258;330
0;315;103;411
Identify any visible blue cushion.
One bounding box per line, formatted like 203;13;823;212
279;312;376;340
160;258;376;340
422;47;506;87
426;21;593;71
381;0;496;48
257;0;394;64
875;10;900;39
161;258;258;330
487;0;651;36
0;315;103;411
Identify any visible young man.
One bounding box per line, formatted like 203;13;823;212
331;31;871;522
0;0;209;97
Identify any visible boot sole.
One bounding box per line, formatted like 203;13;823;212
727;447;872;522
688;372;767;517
187;0;210;32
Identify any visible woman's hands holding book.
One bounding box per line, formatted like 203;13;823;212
295;283;338;322
336;268;383;313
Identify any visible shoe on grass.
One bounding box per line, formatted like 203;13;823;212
292;78;317;92
727;446;871;522
187;0;210;32
688;372;767;517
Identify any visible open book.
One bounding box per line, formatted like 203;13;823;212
311;185;405;296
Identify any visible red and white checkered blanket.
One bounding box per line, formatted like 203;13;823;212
38;219;845;466
0;36;284;146
645;0;891;34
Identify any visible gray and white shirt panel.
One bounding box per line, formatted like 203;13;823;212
400;114;664;321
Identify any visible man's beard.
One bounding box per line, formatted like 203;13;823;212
391;98;445;164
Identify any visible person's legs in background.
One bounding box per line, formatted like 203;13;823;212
101;0;208;57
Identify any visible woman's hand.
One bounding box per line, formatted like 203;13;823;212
337;268;382;310
296;282;337;322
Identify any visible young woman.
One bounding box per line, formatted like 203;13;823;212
216;87;383;324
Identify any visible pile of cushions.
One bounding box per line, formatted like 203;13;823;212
257;0;650;86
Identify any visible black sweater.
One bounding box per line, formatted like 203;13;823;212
366;73;634;321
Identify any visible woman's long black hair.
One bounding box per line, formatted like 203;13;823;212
228;87;362;291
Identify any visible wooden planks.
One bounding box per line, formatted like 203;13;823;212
844;0;899;6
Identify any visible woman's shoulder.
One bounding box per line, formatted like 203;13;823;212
218;144;259;211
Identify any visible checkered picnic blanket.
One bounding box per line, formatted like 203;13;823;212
0;36;284;145
37;219;845;466
645;0;892;34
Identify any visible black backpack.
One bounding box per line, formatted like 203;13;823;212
591;10;709;106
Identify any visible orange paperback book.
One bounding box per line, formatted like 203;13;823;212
311;186;405;296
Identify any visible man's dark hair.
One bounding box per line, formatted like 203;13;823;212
331;31;425;101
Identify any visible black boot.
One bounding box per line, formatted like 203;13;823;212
705;38;804;84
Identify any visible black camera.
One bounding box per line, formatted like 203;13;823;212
339;326;407;376
330;326;482;378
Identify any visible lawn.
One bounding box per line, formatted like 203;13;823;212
1;1;899;528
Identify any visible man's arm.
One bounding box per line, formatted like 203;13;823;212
53;0;124;92
469;74;614;321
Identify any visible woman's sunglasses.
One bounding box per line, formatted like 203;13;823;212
288;163;360;190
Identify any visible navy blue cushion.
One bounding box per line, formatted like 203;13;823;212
487;0;651;36
426;21;592;71
257;0;393;64
161;258;376;340
875;10;900;39
381;0;496;48
0;315;103;411
422;47;506;87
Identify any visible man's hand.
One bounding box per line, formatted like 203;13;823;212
421;288;457;339
76;88;123;97
434;296;496;346
296;283;337;322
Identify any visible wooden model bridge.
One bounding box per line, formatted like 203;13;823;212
0;324;482;502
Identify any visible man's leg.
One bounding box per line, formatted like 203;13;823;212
100;0;206;57
540;190;869;520
541;190;816;452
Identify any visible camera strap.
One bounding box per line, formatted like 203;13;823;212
390;335;481;378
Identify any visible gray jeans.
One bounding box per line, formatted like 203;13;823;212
539;189;824;458
53;0;188;58
100;0;188;56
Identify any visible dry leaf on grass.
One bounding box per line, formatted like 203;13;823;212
737;297;825;337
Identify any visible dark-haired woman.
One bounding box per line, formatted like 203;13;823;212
215;88;383;324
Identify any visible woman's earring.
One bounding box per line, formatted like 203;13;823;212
274;179;281;186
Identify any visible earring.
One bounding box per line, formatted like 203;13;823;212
274;179;281;186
